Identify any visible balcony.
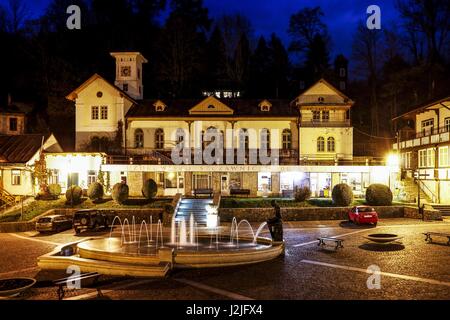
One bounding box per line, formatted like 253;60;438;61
300;119;351;127
393;125;450;150
106;148;299;165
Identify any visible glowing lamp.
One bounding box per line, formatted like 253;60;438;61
386;153;400;168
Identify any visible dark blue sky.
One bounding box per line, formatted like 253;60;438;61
4;0;400;58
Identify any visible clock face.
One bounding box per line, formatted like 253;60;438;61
121;66;131;77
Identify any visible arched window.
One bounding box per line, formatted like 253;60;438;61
327;137;335;152
317;137;325;152
176;128;185;145
134;129;144;148
155;129;164;149
282;129;292;150
261;129;270;150
239;128;249;151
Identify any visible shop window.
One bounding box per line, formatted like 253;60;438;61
229;173;242;190
258;172;272;192
164;172;178;189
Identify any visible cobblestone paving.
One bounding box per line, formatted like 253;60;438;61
1;218;449;300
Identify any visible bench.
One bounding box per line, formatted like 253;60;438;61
193;189;213;198
230;189;251;197
423;232;450;245
318;237;344;250
53;272;101;300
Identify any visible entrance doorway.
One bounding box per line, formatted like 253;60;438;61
221;174;229;195
67;173;79;188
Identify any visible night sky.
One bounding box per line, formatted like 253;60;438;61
4;0;400;57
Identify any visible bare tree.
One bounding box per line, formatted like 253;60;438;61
7;0;28;33
352;23;383;136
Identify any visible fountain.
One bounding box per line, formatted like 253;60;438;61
37;214;285;277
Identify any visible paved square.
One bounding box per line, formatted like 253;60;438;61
1;217;449;300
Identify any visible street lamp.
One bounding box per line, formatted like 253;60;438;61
386;153;400;192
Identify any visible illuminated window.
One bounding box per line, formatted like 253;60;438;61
327;137;335;152
312;111;321;121
261;129;270;150
135;129;144;148
91;106;99;120
100;106;108;120
282;129;292;150
239;129;249;151
419;148;435;167
445;117;450;132
11;170;21;185
48;169;59;185
317;137;325;152
258;172;272;192
87;170;96;186
439;147;448;167
155;129;164;149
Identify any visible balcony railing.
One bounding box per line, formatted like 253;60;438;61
300;120;351;127
394;125;450;150
106;149;299;165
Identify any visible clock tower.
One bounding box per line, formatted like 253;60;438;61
111;52;148;100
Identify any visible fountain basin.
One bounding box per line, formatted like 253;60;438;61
0;278;36;298
38;236;284;277
365;234;403;243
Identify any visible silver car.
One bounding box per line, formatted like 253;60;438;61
36;215;72;233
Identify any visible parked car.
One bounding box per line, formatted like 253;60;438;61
36;215;73;233
348;206;378;226
73;210;111;234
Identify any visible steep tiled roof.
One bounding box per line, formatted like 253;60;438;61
0;134;48;163
126;98;298;118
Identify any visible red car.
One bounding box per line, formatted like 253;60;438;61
348;206;378;226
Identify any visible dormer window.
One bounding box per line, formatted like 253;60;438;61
153;100;167;112
259;100;272;112
208;105;215;109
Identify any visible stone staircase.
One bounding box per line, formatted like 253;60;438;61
0;187;17;212
398;178;433;204
175;198;212;226
431;204;450;216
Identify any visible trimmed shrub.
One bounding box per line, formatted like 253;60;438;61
332;183;353;206
88;182;104;201
366;184;393;206
65;186;83;204
294;186;311;202
142;179;158;200
112;183;129;204
48;184;62;196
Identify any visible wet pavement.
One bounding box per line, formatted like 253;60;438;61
1;217;449;300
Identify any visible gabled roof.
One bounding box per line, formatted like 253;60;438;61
65;73;136;103
295;78;354;107
0;134;60;164
189;96;234;115
392;96;450;121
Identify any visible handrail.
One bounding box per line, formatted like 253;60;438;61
417;179;438;203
